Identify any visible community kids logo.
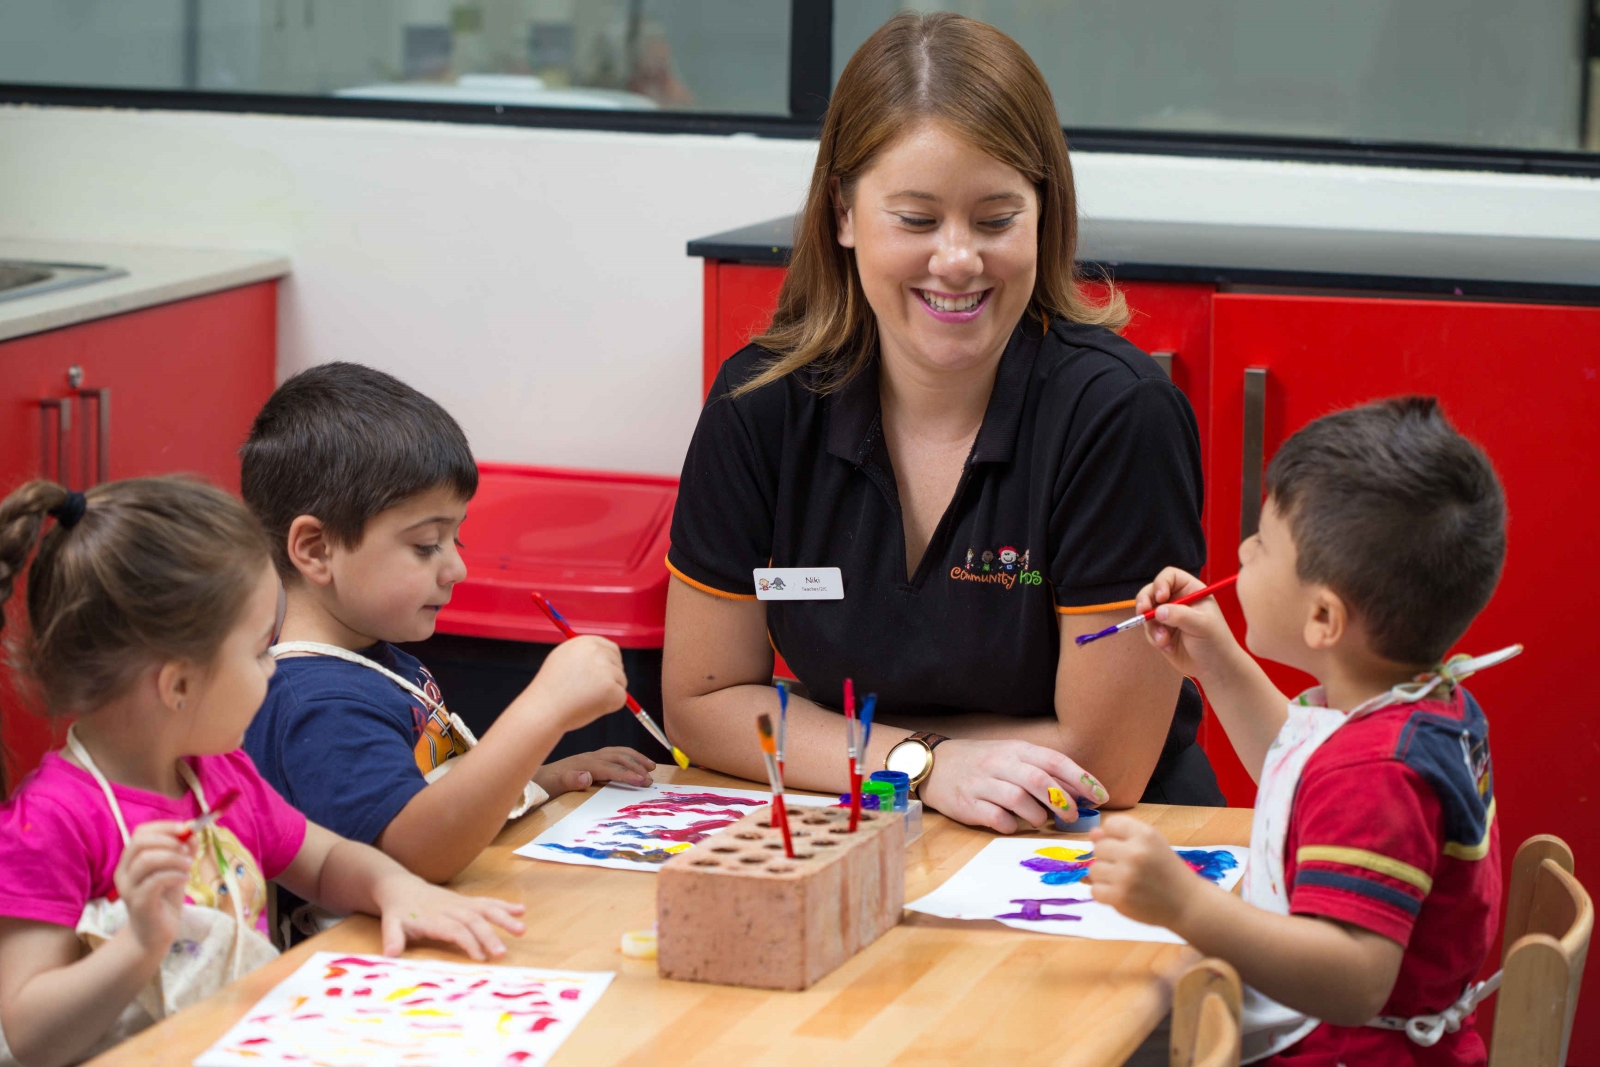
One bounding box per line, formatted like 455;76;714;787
756;576;786;593
952;545;1042;590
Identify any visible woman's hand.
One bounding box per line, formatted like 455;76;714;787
534;747;655;795
1136;566;1239;681
114;821;196;956
372;877;527;961
918;738;1108;832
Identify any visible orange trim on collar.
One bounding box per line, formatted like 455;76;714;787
665;556;759;601
1056;599;1136;616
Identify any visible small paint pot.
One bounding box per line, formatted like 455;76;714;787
620;927;657;959
870;770;911;811
838;792;882;810
1051;808;1101;832
862;780;896;807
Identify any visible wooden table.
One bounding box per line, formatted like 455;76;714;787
90;768;1251;1067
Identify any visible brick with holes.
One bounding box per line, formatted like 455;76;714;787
656;803;905;990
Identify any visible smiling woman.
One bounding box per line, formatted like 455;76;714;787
662;12;1223;832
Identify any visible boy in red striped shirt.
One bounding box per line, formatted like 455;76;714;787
1090;397;1509;1065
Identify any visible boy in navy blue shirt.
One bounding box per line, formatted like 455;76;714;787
242;363;655;891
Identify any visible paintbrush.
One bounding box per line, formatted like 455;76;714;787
772;680;791;838
1074;574;1239;646
177;788;240;843
844;678;861;832
859;693;877;762
531;591;690;769
756;712;795;858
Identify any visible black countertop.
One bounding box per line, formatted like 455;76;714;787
688;215;1600;304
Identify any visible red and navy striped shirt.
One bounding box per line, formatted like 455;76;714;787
1270;685;1500;1066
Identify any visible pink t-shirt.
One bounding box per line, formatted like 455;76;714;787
0;749;307;937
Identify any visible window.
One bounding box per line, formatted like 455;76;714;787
838;0;1599;154
0;1;792;116
2;1;1597;165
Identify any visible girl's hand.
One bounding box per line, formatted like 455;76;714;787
1085;814;1201;929
114;821;196;956
533;747;655;796
375;880;526;961
918;739;1108;833
1135;567;1238;680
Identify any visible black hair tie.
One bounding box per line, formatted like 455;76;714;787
49;490;87;529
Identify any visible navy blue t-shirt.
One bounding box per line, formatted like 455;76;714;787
245;643;461;845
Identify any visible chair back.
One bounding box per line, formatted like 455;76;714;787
1490;834;1592;1067
1171;957;1242;1067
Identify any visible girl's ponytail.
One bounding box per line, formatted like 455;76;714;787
0;480;73;635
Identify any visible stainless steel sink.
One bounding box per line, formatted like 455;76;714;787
0;260;127;304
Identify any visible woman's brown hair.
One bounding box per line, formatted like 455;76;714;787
0;477;272;720
740;10;1125;396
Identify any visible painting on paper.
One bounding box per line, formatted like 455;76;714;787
905;838;1248;944
515;783;838;873
193;952;613;1067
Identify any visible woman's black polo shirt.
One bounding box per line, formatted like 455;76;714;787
668;316;1209;785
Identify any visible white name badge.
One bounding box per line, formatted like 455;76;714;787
753;567;844;601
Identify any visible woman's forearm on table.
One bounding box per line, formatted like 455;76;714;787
670;683;912;794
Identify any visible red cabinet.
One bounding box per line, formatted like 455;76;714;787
699;262;1600;1062
0;282;278;791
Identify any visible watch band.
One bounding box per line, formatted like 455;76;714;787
909;731;951;751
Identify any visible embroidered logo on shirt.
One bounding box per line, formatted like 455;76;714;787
951;545;1042;590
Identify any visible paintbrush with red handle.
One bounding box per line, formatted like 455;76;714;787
844;677;861;832
756;713;795;858
531;591;690;769
176;788;240;843
1074;573;1239;646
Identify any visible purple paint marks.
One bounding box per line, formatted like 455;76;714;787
994;898;1090;921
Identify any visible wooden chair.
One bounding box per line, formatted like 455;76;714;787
1171;957;1242;1067
1489;834;1592;1066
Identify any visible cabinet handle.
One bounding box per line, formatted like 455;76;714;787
77;388;110;487
38;398;72;485
1150;351;1174;379
1240;367;1267;541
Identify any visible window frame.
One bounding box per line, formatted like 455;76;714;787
3;0;1599;178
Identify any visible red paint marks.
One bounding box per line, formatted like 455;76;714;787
239;1037;272;1046
558;987;581;1000
400;996;434;1006
325;987;342;997
491;989;537;999
529;1015;559;1032
330;956;382;966
352;988;372;996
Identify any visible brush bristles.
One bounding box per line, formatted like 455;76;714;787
757;713;777;754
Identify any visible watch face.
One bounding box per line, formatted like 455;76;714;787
886;740;932;779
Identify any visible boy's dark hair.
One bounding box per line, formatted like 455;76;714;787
1265;396;1505;667
241;362;477;579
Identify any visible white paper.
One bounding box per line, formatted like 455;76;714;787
193;952;613;1067
753;567;844;600
905;838;1249;943
516;782;838;873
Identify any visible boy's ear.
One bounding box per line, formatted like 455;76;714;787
1302;585;1348;652
286;514;336;587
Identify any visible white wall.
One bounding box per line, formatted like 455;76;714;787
1;104;1598;474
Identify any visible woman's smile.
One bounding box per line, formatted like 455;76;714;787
914;287;992;323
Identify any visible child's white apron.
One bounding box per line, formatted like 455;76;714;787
269;641;548;818
1239;646;1520;1064
0;730;279;1067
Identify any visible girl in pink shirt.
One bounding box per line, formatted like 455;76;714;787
0;477;526;1067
